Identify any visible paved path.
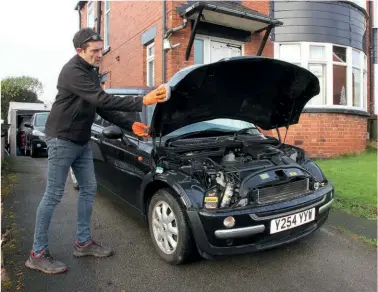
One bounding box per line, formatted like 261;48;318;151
2;157;377;292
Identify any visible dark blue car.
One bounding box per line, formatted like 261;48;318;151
71;56;335;265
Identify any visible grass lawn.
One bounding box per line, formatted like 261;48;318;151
315;147;377;219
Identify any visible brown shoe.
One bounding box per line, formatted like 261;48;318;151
73;240;113;258
25;249;67;275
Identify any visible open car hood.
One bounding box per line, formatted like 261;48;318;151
151;56;320;137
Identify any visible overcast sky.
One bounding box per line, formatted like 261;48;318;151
0;0;79;103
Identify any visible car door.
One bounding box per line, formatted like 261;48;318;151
97;109;144;210
90;114;109;190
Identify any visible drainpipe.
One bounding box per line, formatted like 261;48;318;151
96;1;101;34
164;17;188;39
162;0;167;83
369;1;374;115
77;3;81;29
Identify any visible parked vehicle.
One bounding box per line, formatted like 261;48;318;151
24;111;50;157
72;56;334;265
7;102;51;156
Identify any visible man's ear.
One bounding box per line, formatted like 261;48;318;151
76;47;83;54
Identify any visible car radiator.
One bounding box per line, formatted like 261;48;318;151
252;178;311;205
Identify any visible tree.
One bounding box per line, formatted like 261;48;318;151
1;76;44;122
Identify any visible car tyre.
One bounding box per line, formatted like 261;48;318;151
30;144;37;158
148;188;193;265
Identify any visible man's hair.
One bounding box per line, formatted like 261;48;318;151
73;28;102;50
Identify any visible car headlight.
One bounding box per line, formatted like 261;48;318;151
32;129;45;137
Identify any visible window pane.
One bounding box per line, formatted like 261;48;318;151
147;104;156;126
333;46;346;63
194;39;204;64
279;44;300;61
308;64;326;105
309;45;325;60
93;114;102;125
148;60;154;87
148;45;154;57
105;13;110;48
352;50;361;68
333;65;347;105
352;68;361;107
102;119;112;127
87;2;94;28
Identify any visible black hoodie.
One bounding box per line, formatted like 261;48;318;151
45;54;143;144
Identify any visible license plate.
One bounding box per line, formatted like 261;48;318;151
270;208;315;234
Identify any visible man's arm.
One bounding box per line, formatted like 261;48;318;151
96;109;134;131
62;66;143;111
61;66;169;112
97;109;151;138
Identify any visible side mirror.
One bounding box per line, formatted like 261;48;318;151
102;125;123;139
24;123;32;128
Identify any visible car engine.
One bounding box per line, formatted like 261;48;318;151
156;139;324;210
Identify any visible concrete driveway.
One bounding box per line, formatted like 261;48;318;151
2;157;377;292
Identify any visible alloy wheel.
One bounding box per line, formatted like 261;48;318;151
151;200;179;255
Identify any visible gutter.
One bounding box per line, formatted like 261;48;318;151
162;0;167;83
369;0;374;115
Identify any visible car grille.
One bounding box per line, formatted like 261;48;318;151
252;179;311;205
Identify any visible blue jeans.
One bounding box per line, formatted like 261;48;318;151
32;137;97;254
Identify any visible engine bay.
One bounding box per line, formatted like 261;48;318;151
155;139;321;210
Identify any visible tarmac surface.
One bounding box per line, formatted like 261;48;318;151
2;157;377;292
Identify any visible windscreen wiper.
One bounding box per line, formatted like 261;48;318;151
165;128;233;146
232;127;258;139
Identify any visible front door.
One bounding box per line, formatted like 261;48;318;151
210;40;242;63
97;111;144;211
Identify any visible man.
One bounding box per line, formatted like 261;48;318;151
25;28;168;274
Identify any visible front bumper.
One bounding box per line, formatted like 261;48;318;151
31;138;47;152
187;185;334;258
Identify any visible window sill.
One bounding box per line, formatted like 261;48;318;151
103;46;111;56
303;106;371;117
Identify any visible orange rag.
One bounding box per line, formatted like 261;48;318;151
132;122;150;138
143;85;168;105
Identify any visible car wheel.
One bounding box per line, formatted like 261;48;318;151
30;144;37;157
148;188;193;265
70;168;79;190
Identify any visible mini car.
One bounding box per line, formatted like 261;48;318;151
73;56;334;265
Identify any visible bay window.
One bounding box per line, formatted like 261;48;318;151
274;42;368;111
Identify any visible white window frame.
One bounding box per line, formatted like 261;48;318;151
146;42;155;87
104;1;110;49
274;41;368;111
194;34;245;64
87;1;95;29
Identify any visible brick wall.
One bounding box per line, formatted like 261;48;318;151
80;1;163;87
261;113;368;158
165;1;273;79
77;1;370;158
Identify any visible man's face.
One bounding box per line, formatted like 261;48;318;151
76;41;103;67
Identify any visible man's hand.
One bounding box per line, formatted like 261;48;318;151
132;122;150;138
143;84;170;105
